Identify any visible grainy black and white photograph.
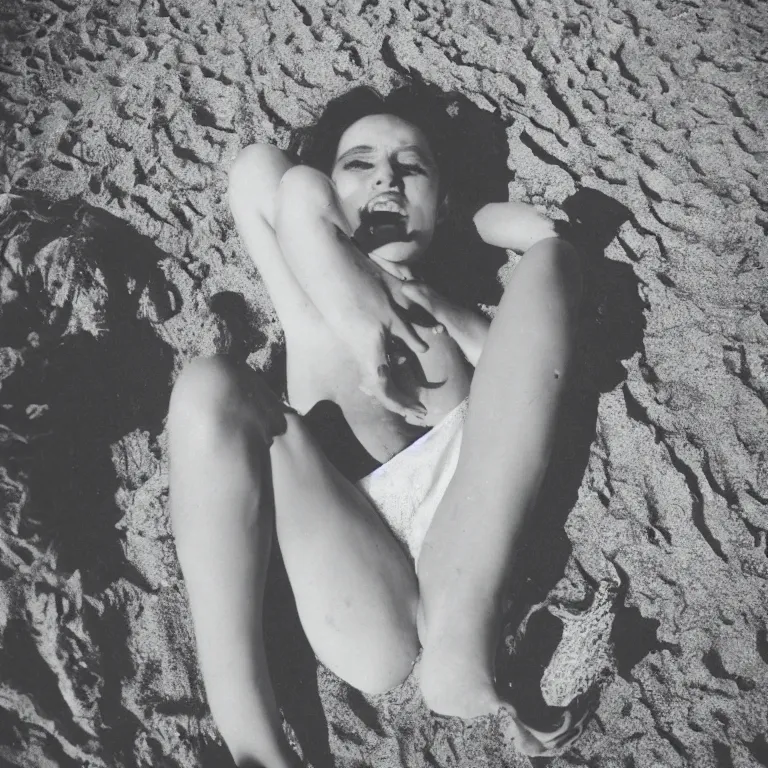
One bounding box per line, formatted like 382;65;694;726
0;0;766;766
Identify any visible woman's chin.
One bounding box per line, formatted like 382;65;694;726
368;241;423;264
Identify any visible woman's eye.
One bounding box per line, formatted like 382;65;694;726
344;160;372;170
398;163;425;175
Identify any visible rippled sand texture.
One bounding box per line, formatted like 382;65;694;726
1;0;767;766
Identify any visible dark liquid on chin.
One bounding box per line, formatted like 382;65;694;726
354;210;411;253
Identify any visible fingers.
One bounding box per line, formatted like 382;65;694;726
529;724;583;757
400;282;448;335
361;365;426;421
402;408;429;427
400;281;436;312
551;722;584;752
526;709;587;756
391;314;428;355
360;335;427;420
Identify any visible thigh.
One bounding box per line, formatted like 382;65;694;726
270;414;420;695
417;244;583;629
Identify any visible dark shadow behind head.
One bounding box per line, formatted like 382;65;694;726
288;81;512;308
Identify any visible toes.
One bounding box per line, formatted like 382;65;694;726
555;723;584;750
498;705;588;757
498;709;557;757
536;720;586;757
526;709;573;741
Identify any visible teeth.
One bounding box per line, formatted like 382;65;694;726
367;199;405;215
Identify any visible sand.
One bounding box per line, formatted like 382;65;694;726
1;0;767;765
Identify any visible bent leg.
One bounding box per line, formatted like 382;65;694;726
271;415;420;694
169;357;420;766
168;356;296;768
417;240;584;751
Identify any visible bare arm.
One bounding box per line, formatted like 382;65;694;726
227;144;323;337
404;201;577;367
473;201;563;252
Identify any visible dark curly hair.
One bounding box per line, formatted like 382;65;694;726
288;82;511;307
290;84;481;230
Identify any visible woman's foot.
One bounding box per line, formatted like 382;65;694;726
417;646;500;719
497;705;585;757
418;646;585;756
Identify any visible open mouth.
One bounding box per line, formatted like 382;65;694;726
364;196;407;216
360;193;405;225
353;194;412;253
355;211;410;253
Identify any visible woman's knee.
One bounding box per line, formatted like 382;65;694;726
170;356;241;422
168;356;283;446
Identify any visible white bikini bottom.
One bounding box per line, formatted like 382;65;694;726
356;399;468;569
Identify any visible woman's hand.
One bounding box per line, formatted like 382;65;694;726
400;282;490;368
340;261;431;421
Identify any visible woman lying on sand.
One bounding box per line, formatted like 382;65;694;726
167;84;585;767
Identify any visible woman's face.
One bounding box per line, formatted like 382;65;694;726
331;113;442;264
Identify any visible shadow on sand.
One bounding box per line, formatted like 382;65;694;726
1;192;179;763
